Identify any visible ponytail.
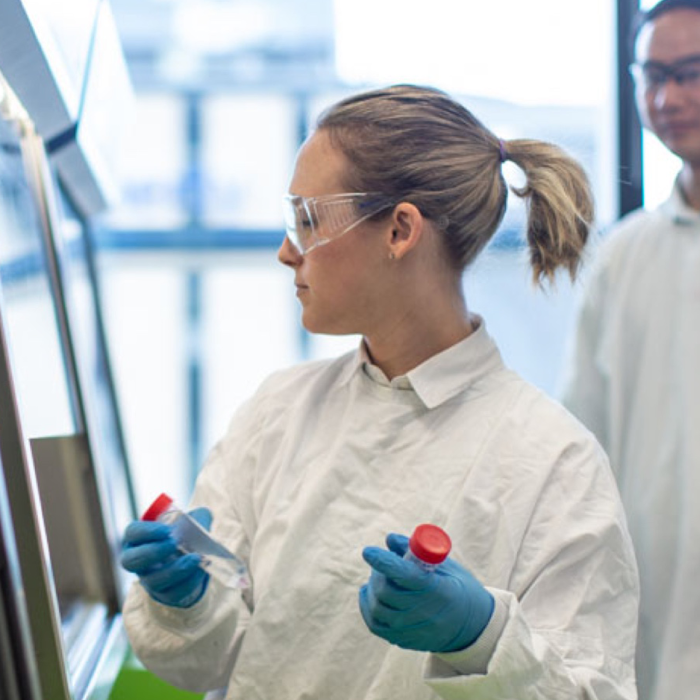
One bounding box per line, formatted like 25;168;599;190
501;138;594;285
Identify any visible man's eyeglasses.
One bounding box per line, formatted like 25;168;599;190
282;192;394;255
629;55;700;93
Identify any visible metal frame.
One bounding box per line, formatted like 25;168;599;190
0;278;72;700
618;0;644;216
0;113;133;699
0;423;44;700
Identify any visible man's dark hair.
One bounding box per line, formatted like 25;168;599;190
631;0;700;50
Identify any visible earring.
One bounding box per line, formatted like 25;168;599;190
389;252;396;260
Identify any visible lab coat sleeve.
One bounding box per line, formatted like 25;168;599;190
122;574;248;692
121;395;261;693
424;423;639;699
424;591;637;700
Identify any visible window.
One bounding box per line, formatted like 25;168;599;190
100;0;621;501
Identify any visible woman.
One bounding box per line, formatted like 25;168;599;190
121;84;639;700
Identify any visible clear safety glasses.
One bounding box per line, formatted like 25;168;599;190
629;54;700;94
282;192;394;254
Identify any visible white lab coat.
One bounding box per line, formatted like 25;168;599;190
560;181;700;700
123;319;639;700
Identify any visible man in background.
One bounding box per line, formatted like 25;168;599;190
560;1;700;698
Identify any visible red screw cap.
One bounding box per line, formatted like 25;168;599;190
141;493;174;521
408;524;452;565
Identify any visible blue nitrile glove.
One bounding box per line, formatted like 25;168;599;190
359;533;495;653
120;507;213;608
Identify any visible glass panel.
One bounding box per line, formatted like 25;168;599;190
101;93;188;229
0;121;78;437
0;115;83;700
28;0;100;103
0;115;125;699
201;93;297;228
52;188;136;539
97;261;191;510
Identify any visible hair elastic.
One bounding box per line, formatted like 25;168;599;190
498;139;508;164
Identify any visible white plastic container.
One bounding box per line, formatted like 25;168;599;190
404;523;451;572
142;492;250;589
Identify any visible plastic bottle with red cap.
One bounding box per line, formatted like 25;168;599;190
405;523;452;572
142;493;250;590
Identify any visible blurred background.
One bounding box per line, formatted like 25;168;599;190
96;0;676;511
0;1;680;698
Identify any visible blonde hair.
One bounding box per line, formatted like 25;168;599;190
316;84;594;285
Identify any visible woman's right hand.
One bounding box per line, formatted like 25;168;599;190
120;508;212;608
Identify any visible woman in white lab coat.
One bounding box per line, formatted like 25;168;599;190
120;84;639;700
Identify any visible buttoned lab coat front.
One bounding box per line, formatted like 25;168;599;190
123;320;639;700
561;181;700;700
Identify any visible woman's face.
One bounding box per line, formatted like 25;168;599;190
278;130;393;337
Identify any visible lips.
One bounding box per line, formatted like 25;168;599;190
657;121;697;136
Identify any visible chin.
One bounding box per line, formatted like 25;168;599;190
659;136;700;162
301;314;330;335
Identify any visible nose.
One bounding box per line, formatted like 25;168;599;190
277;236;303;268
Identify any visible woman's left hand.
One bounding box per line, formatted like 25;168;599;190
358;533;494;653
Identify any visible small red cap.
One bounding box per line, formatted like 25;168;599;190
141;493;174;521
408;524;451;564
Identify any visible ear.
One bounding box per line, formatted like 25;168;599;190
387;202;424;260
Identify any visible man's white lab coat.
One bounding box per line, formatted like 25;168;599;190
561;182;700;700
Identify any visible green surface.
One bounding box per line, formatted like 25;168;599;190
109;649;204;700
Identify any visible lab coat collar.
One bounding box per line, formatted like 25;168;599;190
662;176;700;227
338;316;506;410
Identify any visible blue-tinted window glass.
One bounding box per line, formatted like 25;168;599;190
0;122;77;437
97;260;192;510
52;189;136;534
102;93;188;229
201;94;297;228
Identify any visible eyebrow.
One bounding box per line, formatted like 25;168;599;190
640;53;700;69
